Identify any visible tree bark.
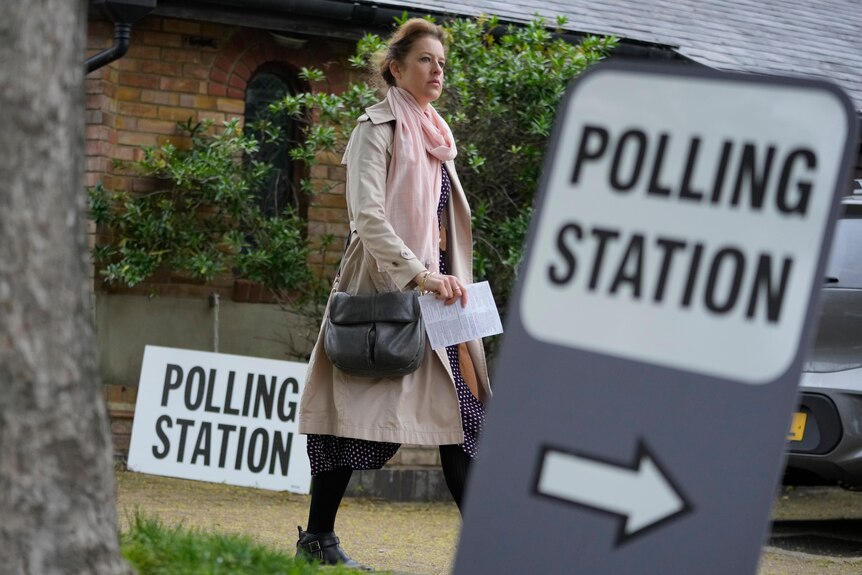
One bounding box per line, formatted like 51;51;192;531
0;3;131;574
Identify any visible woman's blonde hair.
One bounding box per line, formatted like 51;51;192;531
372;18;448;89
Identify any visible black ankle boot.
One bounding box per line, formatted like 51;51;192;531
295;526;372;571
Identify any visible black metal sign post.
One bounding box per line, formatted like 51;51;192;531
454;63;857;574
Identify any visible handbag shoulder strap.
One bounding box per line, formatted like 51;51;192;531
334;226;358;282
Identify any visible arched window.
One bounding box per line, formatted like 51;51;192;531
243;66;305;219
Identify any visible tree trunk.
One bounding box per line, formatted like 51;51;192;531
0;3;131;574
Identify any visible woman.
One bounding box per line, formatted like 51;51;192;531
296;18;492;569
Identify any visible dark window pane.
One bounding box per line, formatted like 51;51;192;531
244;70;301;218
825;215;862;288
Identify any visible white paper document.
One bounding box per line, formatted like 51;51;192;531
418;281;504;349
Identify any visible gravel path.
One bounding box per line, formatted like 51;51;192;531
116;471;459;574
116;471;862;574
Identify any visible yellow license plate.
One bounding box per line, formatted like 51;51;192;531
788;412;807;441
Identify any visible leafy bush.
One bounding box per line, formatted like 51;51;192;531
89;119;322;304
269;15;617;325
442;16;616;309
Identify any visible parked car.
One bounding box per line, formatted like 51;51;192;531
785;193;862;488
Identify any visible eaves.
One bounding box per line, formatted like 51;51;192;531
153;0;684;61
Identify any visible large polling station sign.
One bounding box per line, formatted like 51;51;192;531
454;63;857;574
128;346;311;493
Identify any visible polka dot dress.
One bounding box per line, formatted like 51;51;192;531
437;167;485;460
307;434;399;475
307;166;486;476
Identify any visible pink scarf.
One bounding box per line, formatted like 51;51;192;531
385;87;457;275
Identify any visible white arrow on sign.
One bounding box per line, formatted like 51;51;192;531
535;442;691;543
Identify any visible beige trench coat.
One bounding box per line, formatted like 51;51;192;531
298;98;492;445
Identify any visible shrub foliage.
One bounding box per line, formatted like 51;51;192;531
89;119;319;303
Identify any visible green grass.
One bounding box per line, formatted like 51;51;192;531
121;513;368;575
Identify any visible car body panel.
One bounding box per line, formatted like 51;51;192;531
785;196;862;487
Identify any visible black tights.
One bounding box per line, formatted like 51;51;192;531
438;444;471;512
305;445;472;534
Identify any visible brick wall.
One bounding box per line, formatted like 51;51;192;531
306;151;350;273
103;383;138;454
86;15;354;297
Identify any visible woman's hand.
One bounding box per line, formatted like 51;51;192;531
415;271;467;307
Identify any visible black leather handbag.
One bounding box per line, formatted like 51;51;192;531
324;290;426;378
